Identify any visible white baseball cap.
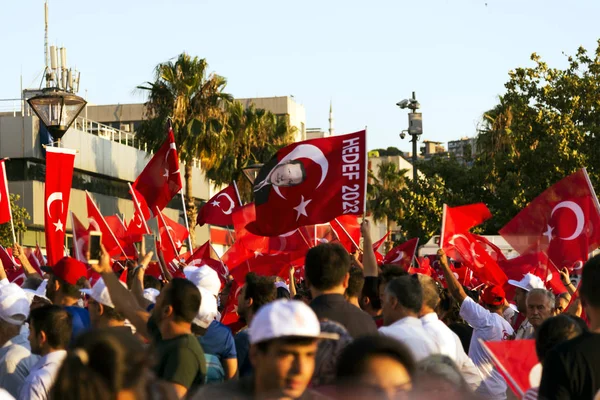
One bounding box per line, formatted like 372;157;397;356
249;299;339;345
193;287;218;329
23;279;50;305
508;273;545;292
143;288;160;304
0;283;30;325
80;278;126;308
186;266;221;298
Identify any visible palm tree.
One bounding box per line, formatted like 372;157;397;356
136;53;233;246
367;161;408;249
205;101;296;202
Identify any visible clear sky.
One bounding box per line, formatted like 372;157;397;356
2;0;600;152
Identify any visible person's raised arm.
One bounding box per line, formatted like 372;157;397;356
12;243;42;279
438;249;467;303
289;266;297;298
90;245;150;339
131;252;153;310
559;267;577;296
361;220;378;277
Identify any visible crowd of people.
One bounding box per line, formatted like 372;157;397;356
0;220;599;399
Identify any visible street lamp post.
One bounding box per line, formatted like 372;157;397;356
397;92;422;183
27;88;87;144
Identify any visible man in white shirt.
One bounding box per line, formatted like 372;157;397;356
0;283;39;397
19;305;71;400
379;275;438;361
438;250;514;400
417;274;483;392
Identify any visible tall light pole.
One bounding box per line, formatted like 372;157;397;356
397;92;422;183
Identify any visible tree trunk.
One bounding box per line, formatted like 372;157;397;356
184;161;197;248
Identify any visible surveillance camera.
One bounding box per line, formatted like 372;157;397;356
396;99;410;109
400;132;406;140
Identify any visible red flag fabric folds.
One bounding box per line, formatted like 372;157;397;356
44;147;76;266
0;160;11;225
126;186;151;243
186;241;228;280
197;185;241;227
132;126;182;212
330;215;361;253
71;212;90;263
383;239;419;270
248;130;367;236
500;169;600;270
86;192;126;258
372;232;390;253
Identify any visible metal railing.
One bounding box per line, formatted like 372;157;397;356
72;116;202;168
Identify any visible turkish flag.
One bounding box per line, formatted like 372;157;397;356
383;238;419;270
22;247;44;276
132;125;182;212
499;252;566;297
105;216;138;260
440;203;492;261
186;241;228;280
0;246;25;285
230;252;290;284
481;339;540;398
232;204;310;255
197;184;241;227
248;130;367;236
300;224;339;247
441;204;507;287
330;215;361;252
408;257;433;276
44;147;76;266
0;159;12;225
221;280;241;327
71;212;90;263
472;234;507;263
34;244;46;266
126;186;151;242
373;232;390;253
156;210;188;264
500;169;600;270
222;241;253;271
86;192;126;258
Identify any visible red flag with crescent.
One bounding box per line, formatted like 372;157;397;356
132;125;182;212
383;238;419;269
156;210;189;265
0;159;12;225
186;241;228;281
441;204;507;287
71;212;90;263
197;184;241;227
500;169;600;271
126;186;151;243
44;147;76;266
86;191;126;258
247;130;367;236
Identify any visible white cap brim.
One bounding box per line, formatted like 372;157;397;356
507;280;529;292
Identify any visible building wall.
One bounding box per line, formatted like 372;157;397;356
236;96;306;142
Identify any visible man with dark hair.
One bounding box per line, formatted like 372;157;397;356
539;254;600;400
80;278;127;329
306;243;376;337
42;257;91;339
19;305;72;400
379;275;438;361
196;300;332;399
93;249;206;398
235;272;277;378
438;250;513;400
344;265;364;308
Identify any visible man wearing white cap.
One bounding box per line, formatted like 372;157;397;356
80;278;127;329
507;273;545;339
185;265;221;299
195;300;334;399
0;283;39;397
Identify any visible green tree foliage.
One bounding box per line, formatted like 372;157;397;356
136;53;232;246
0;194;30;248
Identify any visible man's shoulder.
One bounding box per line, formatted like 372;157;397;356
193;377;253;399
554;331;600;354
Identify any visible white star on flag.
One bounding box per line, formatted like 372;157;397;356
163;168;169;178
211;200;220;207
543;225;554;242
293;196;312;221
53;220;64;232
176;240;182;248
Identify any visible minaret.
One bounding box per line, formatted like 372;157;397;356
328;100;334;136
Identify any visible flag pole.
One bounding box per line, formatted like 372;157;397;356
179;190;194;253
0;159;16;244
128;183;150;235
333;218;363;254
70;211;82;261
440;204;448;249
156;206;179;259
85;191;128;259
232;180;243;206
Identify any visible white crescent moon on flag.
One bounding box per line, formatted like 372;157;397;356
135;214;143;228
46;192;63;219
165;143;180;174
89;218;101;231
551;201;585;241
273;144;329;199
448;234;470;246
389;251;405;264
216;193;235;215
